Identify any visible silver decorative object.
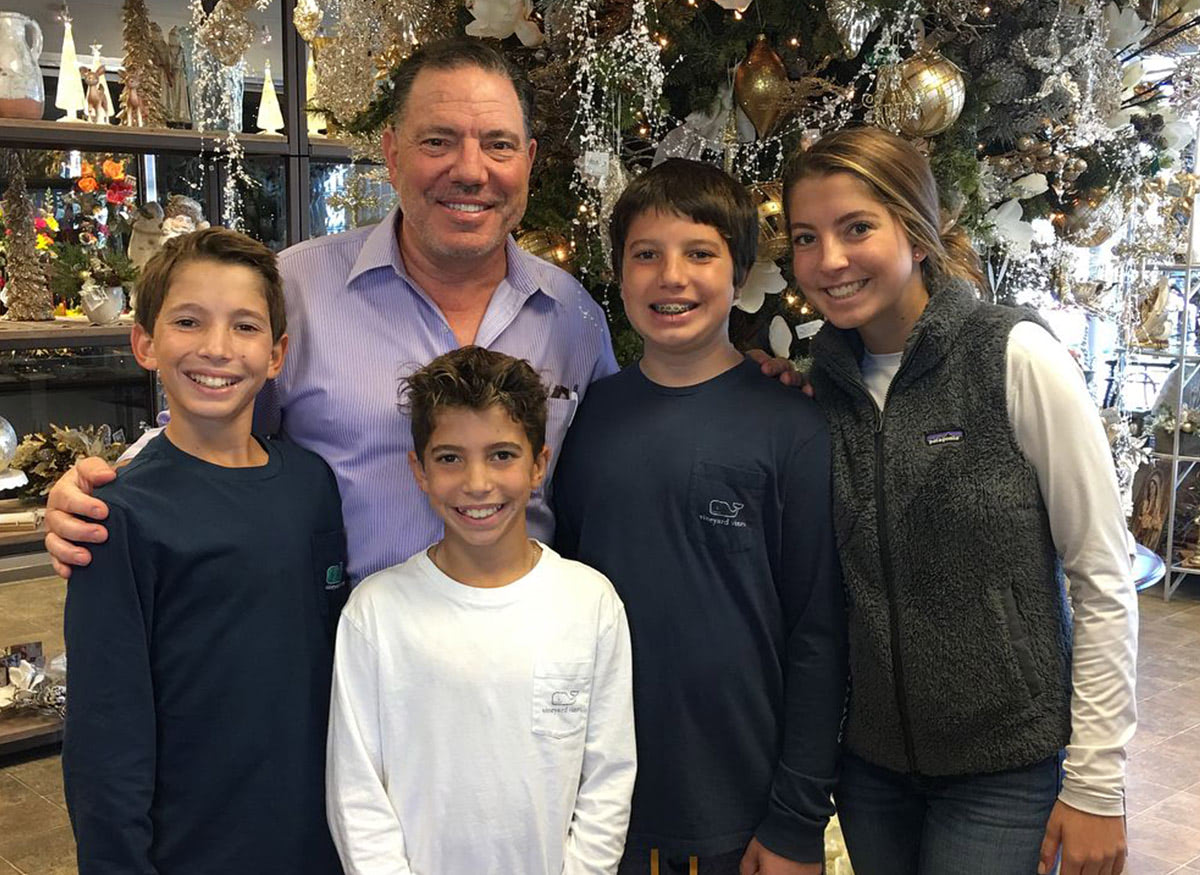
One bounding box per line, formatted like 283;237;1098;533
0;415;16;469
825;0;879;59
80;280;125;325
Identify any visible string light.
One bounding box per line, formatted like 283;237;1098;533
789;37;800;47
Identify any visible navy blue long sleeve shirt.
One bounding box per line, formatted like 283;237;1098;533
553;360;848;863
63;433;347;875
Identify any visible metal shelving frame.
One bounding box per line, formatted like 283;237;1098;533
1154;133;1200;600
0;0;350;253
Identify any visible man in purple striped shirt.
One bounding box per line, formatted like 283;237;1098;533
44;39;615;584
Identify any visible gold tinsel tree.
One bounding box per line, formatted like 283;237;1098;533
2;158;53;322
120;0;165;126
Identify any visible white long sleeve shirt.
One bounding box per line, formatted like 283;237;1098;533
861;320;1138;816
326;543;637;875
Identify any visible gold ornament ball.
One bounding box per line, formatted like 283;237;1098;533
875;51;965;138
734;34;790;139
753;182;788;262
1184;420;1196;434
516;229;575;273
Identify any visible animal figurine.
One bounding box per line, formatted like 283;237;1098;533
127;202;166;270
119;70;145;127
80;64;110;124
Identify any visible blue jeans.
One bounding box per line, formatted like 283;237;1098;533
836;752;1062;875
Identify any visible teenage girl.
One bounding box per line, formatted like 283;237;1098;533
783;127;1136;875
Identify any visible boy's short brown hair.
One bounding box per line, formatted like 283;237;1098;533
403;346;548;459
134;227;286;341
608;158;759;287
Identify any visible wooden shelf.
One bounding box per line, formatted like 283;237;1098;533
0;118;290;156
0;318;133;351
0;710;61;757
309;136;353;162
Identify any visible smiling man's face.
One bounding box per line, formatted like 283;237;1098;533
383;64;536;272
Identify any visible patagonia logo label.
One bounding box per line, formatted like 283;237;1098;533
925;429;964;446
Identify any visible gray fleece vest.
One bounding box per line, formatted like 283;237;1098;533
811;282;1072;776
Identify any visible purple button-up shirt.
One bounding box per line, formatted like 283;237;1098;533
255;207;617;583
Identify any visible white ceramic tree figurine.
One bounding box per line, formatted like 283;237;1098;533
55;14;86;121
256;60;283;134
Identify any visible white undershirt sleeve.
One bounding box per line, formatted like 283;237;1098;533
562;597;637;875
1005;320;1138;817
326;612;414;875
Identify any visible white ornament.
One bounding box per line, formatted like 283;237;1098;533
465;0;544;47
653;86;755;165
711;0;754;11
1011;173;1049;199
256;60;284;133
985;199;1035;256
794;319;824;341
735;260;786;313
1104;2;1150;51
769;315;793;359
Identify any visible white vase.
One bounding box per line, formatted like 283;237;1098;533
0;12;44;120
80;284;124;325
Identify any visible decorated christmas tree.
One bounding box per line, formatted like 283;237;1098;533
120;0;165;126
2;156;53;322
284;0;1197;362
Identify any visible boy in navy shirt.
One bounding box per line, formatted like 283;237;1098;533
62;227;346;875
554;159;846;874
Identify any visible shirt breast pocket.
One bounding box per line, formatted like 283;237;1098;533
532;659;592;739
687;460;766;553
311;529;348;634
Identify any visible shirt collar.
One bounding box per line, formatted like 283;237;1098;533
346;204;406;287
345;204;569;307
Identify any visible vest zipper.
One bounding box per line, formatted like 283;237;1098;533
873;417;919;774
825;331;928;773
863;331;927;776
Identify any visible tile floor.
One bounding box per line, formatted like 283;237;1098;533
1;574;1199;873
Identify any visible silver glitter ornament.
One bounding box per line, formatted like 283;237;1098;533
0;416;16;469
825;0;879;59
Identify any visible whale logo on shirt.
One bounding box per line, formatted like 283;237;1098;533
551;691;580;706
708;500;745;519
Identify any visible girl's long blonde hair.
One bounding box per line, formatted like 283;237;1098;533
782;127;985;292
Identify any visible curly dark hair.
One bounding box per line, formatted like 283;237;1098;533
403;346;548;458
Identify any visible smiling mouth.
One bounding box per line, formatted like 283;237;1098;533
186;372;240;389
824;279;868;299
456;504;503;520
651;302;697;315
442;202;491;214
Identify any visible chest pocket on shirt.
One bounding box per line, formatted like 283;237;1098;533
311;529;349;640
532;659;592;739
687;460;766;553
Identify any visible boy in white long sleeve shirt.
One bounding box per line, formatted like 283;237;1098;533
327;346;636;875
